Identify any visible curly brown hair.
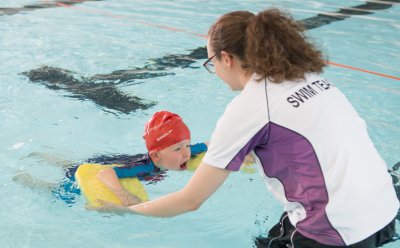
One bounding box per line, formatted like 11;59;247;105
208;8;326;83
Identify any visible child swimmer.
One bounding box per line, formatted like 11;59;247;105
13;111;209;206
96;110;208;206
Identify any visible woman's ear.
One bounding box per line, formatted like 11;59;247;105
220;51;233;69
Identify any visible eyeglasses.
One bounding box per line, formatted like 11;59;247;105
203;54;216;74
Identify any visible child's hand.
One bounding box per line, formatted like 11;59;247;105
86;200;130;215
114;189;142;206
243;153;255;165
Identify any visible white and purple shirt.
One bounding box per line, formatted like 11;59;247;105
203;73;399;246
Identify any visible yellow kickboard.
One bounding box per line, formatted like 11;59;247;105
75;163;149;207
187;152;206;171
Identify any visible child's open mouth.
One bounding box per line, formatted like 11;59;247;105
180;161;188;170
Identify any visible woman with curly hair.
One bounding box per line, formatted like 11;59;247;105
96;9;398;248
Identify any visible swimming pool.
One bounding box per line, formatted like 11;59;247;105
0;0;399;247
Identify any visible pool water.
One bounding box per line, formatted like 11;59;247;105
0;0;399;247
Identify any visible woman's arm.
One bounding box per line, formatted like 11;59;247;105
127;161;230;217
95;162;230;217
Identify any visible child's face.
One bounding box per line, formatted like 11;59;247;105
154;139;191;171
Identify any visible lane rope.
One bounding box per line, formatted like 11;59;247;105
326;61;400;80
55;2;400;81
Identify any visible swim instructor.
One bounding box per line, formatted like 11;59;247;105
96;8;399;248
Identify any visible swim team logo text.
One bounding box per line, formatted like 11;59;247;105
287;79;333;108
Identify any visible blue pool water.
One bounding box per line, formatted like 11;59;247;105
0;0;399;247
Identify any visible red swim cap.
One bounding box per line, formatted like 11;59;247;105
143;111;191;153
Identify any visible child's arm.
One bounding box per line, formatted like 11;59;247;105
97;168;141;206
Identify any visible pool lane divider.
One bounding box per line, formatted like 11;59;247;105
55;2;400;81
55;2;207;38
326;61;400;81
